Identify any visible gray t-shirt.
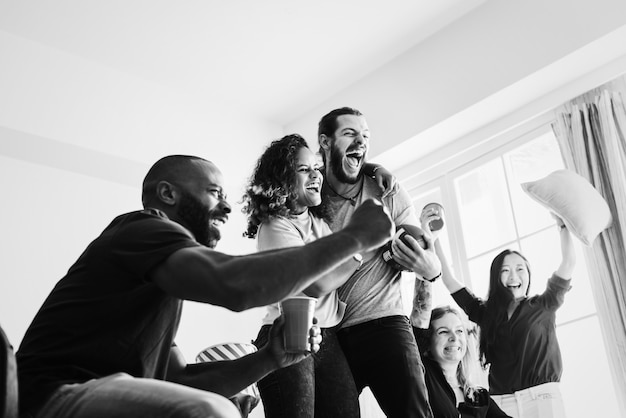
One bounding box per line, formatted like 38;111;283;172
325;176;418;328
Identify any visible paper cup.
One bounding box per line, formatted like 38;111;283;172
280;296;317;353
196;342;260;401
421;202;445;231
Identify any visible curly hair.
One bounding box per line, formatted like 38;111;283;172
479;249;531;366
241;134;332;238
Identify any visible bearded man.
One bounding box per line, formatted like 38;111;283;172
318;107;441;418
16;154;393;418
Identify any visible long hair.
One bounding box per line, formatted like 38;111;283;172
241;134;331;238
479;249;531;366
423;306;480;395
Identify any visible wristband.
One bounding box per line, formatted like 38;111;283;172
421;271;441;283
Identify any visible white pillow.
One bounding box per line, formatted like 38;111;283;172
521;169;612;246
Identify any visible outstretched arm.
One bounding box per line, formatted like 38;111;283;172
257;217;362;298
166;315;321;398
151;199;394;311
554;215;576;280
302;256;362;297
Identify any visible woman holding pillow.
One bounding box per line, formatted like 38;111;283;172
424;209;576;418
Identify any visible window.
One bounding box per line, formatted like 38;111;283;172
402;126;620;417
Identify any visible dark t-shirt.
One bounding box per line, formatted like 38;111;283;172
452;274;572;395
413;327;510;418
16;209;200;413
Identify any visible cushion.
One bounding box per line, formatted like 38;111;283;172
521;169;612;246
196;343;261;404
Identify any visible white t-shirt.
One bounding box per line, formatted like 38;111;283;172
257;211;346;328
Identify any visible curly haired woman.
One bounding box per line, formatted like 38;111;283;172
241;133;395;417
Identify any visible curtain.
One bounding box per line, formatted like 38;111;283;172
552;75;626;416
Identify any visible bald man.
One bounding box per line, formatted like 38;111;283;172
16;155;394;418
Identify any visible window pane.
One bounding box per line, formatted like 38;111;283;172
520;229;595;324
455;158;517;257
503;132;565;237
558;315;620;418
408;124;616;418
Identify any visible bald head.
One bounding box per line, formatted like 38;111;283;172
142;155;215;207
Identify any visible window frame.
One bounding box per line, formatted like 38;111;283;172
397;115;623;416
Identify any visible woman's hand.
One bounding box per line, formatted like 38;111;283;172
365;164;399;198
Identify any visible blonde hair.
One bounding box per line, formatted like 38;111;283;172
426;306;482;394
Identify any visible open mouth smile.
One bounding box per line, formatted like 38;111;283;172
345;149;364;168
306;182;321;193
210;217;227;227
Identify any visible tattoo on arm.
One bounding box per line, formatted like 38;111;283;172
411;280;433;328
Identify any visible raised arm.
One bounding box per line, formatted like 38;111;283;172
434;240;465;294
418;206;465;294
152;199;393;311
554;215;576;279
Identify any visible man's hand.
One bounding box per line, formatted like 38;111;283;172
263;315;322;370
230;392;259;418
344;199;394;251
391;230;441;281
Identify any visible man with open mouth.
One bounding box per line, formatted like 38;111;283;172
318;106;442;418
15;154;395;418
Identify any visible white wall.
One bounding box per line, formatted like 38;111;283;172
286;0;626;167
0;30;283;365
3;1;626;416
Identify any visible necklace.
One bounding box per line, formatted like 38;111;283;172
326;179;362;206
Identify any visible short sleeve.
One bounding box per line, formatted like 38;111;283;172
257;217;305;251
108;211;200;282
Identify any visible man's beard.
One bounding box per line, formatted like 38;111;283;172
178;190;221;248
329;142;363;184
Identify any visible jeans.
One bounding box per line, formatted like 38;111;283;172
337;315;433;418
27;373;240;418
254;325;360;418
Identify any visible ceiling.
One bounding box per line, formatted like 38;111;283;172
0;0;485;125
